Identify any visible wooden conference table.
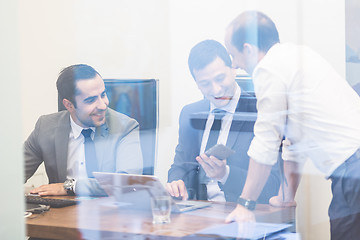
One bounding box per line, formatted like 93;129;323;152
26;196;295;239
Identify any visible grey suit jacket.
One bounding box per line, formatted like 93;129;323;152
24;108;143;196
168;94;280;203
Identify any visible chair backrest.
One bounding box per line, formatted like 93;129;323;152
235;74;255;97
104;79;158;175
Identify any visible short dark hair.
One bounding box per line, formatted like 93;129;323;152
188;40;232;79
230;11;279;53
56;64;101;109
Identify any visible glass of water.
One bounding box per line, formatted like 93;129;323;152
151;196;172;224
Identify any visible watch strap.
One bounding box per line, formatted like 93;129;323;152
64;179;75;195
237;197;256;211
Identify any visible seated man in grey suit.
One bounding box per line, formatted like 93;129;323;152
25;64;143;196
166;40;280;203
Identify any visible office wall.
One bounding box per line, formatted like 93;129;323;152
18;0;345;239
19;0;171;137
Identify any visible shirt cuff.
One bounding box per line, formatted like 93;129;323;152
218;165;230;184
72;179;77;193
248;139;278;165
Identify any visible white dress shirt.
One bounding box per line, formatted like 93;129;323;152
200;84;241;201
67;116;96;191
248;43;360;177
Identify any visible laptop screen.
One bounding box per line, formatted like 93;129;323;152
93;172;211;212
93;172;169;210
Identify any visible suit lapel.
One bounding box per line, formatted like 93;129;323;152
189;102;210;145
226;98;244;149
55;112;71;182
226;96;256;149
195;117;207;145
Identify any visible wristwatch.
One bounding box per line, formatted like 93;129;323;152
237;197;256;211
63;179;75;195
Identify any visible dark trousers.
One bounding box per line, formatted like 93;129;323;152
329;149;360;240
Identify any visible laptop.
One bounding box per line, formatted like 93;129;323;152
93;172;211;212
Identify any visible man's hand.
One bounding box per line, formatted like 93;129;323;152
225;204;256;223
196;153;227;180
166;180;188;200
269;195;297;208
30;183;67;196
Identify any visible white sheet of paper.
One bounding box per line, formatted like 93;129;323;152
195;221;292;239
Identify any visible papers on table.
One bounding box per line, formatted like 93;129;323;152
194;221;293;239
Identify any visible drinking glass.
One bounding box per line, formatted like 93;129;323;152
150;196;172;224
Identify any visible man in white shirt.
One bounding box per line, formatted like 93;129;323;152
24;64;143;196
224;11;360;239
166;40;280;204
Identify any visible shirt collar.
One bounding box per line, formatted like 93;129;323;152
210;84;241;114
69;115;96;139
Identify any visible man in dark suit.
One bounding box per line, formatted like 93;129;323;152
25;64;143;196
166;40;280;203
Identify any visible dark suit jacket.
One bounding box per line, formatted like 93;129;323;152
24;108;143;196
168;94;280;203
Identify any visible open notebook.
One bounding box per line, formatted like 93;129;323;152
93;172;211;212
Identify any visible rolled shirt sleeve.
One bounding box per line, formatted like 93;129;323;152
247;67;288;166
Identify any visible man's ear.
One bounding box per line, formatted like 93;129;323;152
62;99;75;112
243;43;255;56
244;43;262;57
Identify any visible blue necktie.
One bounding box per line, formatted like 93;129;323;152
81;129;98;178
